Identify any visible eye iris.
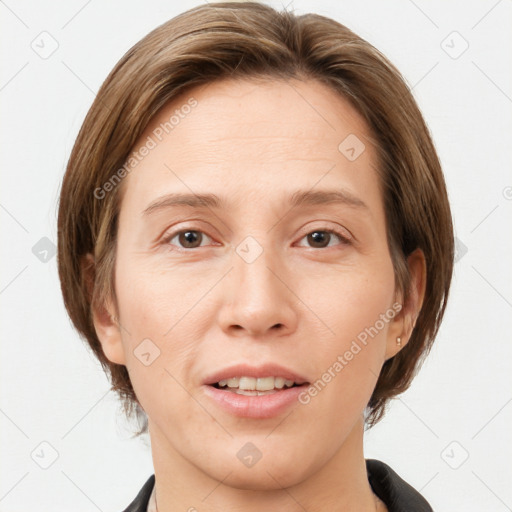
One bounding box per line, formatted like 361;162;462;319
308;231;330;248
179;230;202;248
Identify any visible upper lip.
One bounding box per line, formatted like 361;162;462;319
202;363;309;386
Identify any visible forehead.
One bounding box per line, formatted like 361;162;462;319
119;77;381;214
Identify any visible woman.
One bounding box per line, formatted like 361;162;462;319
57;2;453;511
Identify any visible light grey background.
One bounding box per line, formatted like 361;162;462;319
1;1;511;511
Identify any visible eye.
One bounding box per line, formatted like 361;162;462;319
296;229;351;249
163;229;213;249
161;227;351;251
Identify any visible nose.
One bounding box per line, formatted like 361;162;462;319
217;239;299;338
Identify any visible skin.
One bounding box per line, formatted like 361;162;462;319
91;77;426;512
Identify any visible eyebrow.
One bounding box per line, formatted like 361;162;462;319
142;189;368;216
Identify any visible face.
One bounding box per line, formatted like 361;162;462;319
94;78;408;490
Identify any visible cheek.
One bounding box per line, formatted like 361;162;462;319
298;259;396;349
114;253;202;335
112;258;204;389
295;262;396;415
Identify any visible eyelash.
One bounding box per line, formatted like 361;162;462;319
161;227;352;251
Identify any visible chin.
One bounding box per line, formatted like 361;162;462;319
222;466;309;492
202;444;316;491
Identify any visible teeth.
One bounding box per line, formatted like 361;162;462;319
226;378;239;388
240;376;257;390
256;377;274;391
234;389;278;396
216;376;298;391
274;377;286;389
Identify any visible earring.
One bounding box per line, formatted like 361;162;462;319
396;337;401;347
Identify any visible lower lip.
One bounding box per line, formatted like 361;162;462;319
202;385;308;419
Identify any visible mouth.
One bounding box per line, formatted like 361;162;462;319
202;364;310;418
210;376;308;396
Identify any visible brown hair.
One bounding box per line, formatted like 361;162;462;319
57;1;454;434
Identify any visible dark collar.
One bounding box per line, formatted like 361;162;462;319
122;459;433;512
121;474;154;512
366;459;433;511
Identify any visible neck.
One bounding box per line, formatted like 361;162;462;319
149;416;380;512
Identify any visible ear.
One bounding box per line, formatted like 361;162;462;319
81;253;126;365
385;248;427;360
